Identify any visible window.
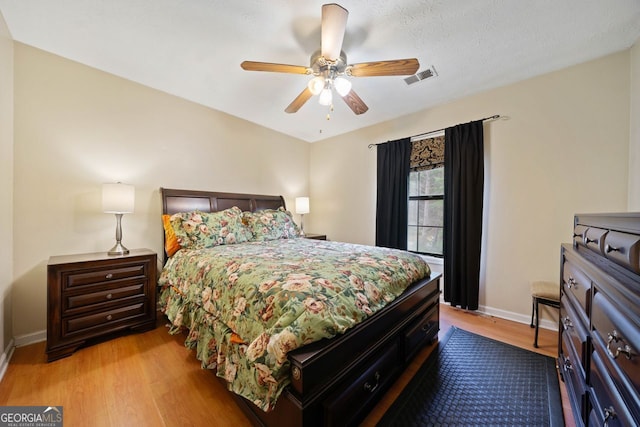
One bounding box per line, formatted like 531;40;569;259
408;168;444;256
407;135;444;256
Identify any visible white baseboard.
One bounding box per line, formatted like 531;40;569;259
440;295;559;331
14;329;46;347
0;337;15;383
0;330;46;382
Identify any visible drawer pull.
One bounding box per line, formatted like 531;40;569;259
105;273;114;279
363;371;380;393
561;316;573;330
607;329;633;360
106;293;113;300
106;314;113;321
566;276;577;289
563;359;572;371
604;244;620;253
584;237;598;245
603;406;617;427
615;344;633;360
605;330;633;360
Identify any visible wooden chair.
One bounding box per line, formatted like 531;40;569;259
530;281;560;348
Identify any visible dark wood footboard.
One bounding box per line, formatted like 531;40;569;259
234;274;441;427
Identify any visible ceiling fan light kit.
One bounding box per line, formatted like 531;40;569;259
241;3;420;116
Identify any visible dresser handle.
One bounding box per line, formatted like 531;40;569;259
603;406;616;427
606;330;624;359
561;317;573;330
105;273;114;279
615;344;633;360
106;314;113;321
572;232;583;238
563;359;572;371
106;293;113;300
364;371;380;393
604;244;620;253
566;277;577;289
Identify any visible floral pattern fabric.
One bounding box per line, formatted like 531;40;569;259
243;208;301;241
158;238;431;411
169;207;253;250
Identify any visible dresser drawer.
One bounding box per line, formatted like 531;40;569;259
559;340;588;424
603;231;640;274
63;263;147;289
63;282;146;313
590;350;638;427
573;225;588;247
562;259;591;319
560;294;590;369
583;227;608;255
64;303;147;335
591;292;640;400
323;343;400;427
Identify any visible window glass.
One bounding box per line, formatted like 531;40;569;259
407;167;444;256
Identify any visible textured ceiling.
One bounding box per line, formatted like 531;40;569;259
1;0;639;142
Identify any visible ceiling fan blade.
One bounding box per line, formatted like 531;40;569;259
285;87;314;113
348;58;420;77
341;89;368;115
241;61;310;74
321;3;348;61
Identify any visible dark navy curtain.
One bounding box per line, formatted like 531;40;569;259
443;120;484;310
375;137;411;249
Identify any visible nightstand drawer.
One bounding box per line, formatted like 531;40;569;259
64;263;147;289
64;282;146;312
64;303;146;334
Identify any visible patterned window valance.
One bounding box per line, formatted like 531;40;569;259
410;135;444;171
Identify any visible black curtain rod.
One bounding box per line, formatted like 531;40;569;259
367;114;500;149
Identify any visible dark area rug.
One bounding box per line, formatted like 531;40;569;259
378;326;564;426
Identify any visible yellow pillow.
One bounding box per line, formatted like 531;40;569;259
162;214;181;257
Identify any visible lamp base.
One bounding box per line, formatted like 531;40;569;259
108;242;130;256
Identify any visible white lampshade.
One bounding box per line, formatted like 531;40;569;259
307;76;325;95
295;197;310;214
318;88;333;106
334;77;352;96
102;183;135;214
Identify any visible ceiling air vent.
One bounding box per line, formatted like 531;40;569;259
404;65;438;85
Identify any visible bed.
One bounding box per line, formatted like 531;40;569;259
158;188;441;427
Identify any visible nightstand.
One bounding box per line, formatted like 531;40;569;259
46;248;157;362
304;233;327;240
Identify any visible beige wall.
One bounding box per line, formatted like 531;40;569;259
12;44;310;338
310;51;631;324
630;40;640;210
7;41;638;340
0;11;14;358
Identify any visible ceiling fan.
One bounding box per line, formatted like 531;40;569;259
240;3;420;115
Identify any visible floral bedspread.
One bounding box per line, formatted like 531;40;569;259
158;238;431;411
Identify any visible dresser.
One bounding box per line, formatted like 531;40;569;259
46;249;157;361
559;213;640;426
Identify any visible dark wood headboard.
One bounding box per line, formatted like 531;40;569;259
160;188;287;262
160;188;286;215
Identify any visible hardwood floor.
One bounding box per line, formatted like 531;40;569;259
0;304;573;426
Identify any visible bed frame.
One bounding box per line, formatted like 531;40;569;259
160;188;441;427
